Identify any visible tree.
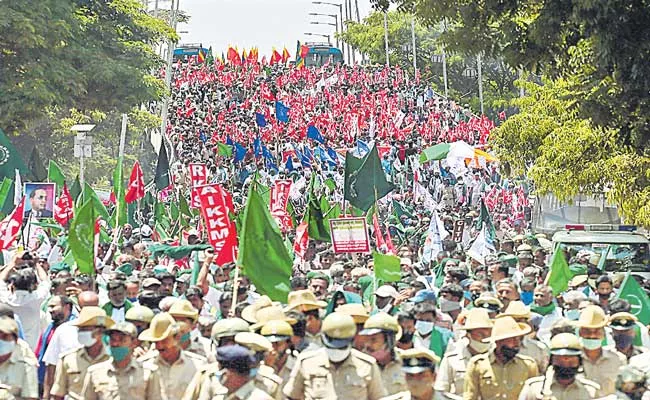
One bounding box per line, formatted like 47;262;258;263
0;0;175;136
492;78;650;226
340;11;518;117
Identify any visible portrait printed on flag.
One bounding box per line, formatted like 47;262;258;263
24;182;56;219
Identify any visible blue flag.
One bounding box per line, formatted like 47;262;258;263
355;140;370;157
234;142;247;162
307;125;325;144
326;147;339;165
198;130;207;143
253;137;263;158
226;136;234;146
285;157;295;172
255;113;267;128
293;145;311;168
262;145;275;162
276;101;290;123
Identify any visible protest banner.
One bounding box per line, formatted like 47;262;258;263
189;163;208;207
196;184;237;264
329;217;370;253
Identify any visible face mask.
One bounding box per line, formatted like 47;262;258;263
180;332;191;344
78;331;97;347
500;345;519;362
553;365;579;380
470;292;480;302
468;338;491;354
614;334;635;349
580;338;602;350
109;346;130;362
325;346;351;363
564;309;580;321
439;298;461;313
127;297;138;303
520;291;533;305
398;331;414;344
415;320;434;336
0;340;16;356
248;367;259;378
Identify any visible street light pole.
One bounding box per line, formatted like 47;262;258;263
477;54;484;114
383;12;390;66
410;15;417;74
312;2;345;57
310;20;339;48
160;0;180;159
347;0;355;64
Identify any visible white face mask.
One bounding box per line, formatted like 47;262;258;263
0;339;16;356
78;331;97;347
468;337;491;354
415;320;434;336
325;346;351;363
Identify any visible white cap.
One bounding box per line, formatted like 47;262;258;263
375;285;399;299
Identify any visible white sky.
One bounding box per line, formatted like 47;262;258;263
163;0;374;57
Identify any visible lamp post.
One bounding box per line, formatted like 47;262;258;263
309;13;339;49
160;0;180;163
304;32;331;45
71;124;96;188
431;53;449;97
463;62;483;114
383;12;390;66
312;2;346;62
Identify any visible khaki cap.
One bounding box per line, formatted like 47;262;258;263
577;305;608;329
336;303;369;324
260;320;293;342
106;322;138;338
169;299;199;321
241;295;276;323
285;290;327;312
569;274;589;287
235;331;272;352
461;308;493;331
500;301;531;320
609;312;638;331
138;313;177;342
359;312;402;341
142;278;161;289
125;305;155;324
483;316;531;343
73;306;115;328
211;318;250;340
550;333;582;356
250;306;297;331
400;348;440;373
0;318;18;338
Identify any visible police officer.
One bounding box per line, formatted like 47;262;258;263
125;305;155;357
138;313;206;399
500;301;549;373
609;312;648;360
359;312;408;395
464;316;539;400
518;333;600;399
50;307;113;400
0;317;38;399
81;322;163;399
260;320;297;383
434;308;493;398
169;300;213;360
234;331;283;399
196;345;273;400
283;312;387;400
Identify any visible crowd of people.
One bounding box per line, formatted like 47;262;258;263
0;54;648;400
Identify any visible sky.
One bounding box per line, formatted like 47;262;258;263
161;0;375;57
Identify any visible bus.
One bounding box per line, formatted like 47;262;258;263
173;43;208;61
303;43;344;67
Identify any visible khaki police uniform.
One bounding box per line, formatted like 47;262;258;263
304;331;324;348
283;348;387;400
81;358;163;400
581;346;627;397
464;351;539;400
434;341;473;396
521;336;550;374
256;364;283;400
141;350;206;399
50;346;110;399
0;384;14;400
196;368;274;400
189;335;215;361
275;351;298;384
381;357;408;395
0;347;38;399
518;369;600;400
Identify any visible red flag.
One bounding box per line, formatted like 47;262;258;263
196;184;238;265
54;184;74;225
269;180;293;231
227;47;241;66
293;221;309;259
93;218;102;271
282;47;290;63
0;198;25;251
270;48;282;65
188;163;208;207
125;161;145;204
384;223;396;254
372;213;386;251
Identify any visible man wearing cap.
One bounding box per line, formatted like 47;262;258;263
336;303;370;350
410;290;454;330
194;345;273;400
609;312;647;360
464;316;539;400
285;290;327;348
234;332;283;399
139;313;206;399
170;299;213;360
385;348;440;400
125;305;155;357
81;321;163;399
359;312;408;395
518;333;600;399
500;301;550;373
283;312;387;400
50;307;113;400
375;285;400;315
261;320;298;384
102;280;134;323
474;293;503;319
577;305;627;397
434;308;493;398
412;302;454;358
0;317;38;399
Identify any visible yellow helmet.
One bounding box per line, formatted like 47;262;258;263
211;318;250;340
321;312;356;348
549;333;582;356
260;320;293;342
359;312;402;341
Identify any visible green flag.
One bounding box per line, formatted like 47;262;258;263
154;201;171;231
113;157;127;227
304;175;331;242
616;272;650;325
373;252;401;282
70;175;82;201
28;147;47;181
0;129;29;179
48;160;66;188
154;143;170;191
217;142;233;157
344;145;394;211
544;250;572;295
79;183;111;223
392;199;415;223
419;143;451;164
475;199;496;244
238;187;293;302
69;200;96;275
0;178;12;211
148;243;212;260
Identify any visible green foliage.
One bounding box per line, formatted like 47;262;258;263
492;78;650;227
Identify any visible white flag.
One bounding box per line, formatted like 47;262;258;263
467;226;495;264
13;169;21;206
422;209;450;264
